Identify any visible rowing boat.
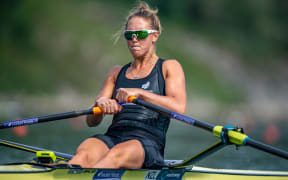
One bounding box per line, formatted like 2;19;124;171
1;162;288;180
0;138;287;180
0;96;287;179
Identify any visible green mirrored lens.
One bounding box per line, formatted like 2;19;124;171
124;31;133;40
137;31;148;40
124;30;149;40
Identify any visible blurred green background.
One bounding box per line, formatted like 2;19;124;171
0;0;287;170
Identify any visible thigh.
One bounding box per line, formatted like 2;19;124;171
70;138;110;167
76;137;109;153
108;139;145;168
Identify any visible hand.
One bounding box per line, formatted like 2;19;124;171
95;97;122;114
116;88;140;103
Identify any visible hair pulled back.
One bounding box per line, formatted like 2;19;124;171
125;1;162;33
113;1;161;44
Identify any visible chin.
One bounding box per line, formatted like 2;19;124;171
130;50;145;58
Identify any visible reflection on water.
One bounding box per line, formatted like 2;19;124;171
0;116;287;171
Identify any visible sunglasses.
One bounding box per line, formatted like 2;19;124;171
124;30;158;40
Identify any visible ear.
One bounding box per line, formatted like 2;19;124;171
152;32;160;43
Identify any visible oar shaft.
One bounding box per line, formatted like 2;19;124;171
131;98;214;132
246;138;288;159
0;138;73;160
129;96;288;160
0;107;102;129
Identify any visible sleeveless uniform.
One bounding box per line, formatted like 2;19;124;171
92;58;170;168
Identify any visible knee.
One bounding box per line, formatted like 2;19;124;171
69;150;89;167
106;149;124;167
74;148;89;161
76;149;88;157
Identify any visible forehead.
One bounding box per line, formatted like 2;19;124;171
126;17;151;30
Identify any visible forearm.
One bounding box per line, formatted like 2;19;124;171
138;89;186;114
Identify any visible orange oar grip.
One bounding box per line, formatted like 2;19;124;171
128;96;137;103
92;107;103;114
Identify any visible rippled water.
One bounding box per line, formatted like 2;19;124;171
0;116;287;171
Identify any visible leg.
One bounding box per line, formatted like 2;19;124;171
93;139;145;169
69;138;109;168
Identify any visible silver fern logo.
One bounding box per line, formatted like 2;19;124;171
141;81;150;89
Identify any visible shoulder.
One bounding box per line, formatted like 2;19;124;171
109;65;122;73
162;59;182;67
162;59;184;78
106;65;123;82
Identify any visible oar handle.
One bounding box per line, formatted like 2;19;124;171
92;106;102;114
128;96;137;103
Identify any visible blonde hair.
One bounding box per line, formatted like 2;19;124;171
113;1;162;44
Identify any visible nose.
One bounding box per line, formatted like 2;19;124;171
132;34;138;41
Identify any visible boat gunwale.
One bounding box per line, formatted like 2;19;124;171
0;162;54;174
188;166;288;177
0;162;287;177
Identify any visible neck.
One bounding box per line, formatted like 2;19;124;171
129;48;158;79
133;48;158;68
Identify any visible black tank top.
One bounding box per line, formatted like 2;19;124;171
109;58;170;145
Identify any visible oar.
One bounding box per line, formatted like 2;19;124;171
0;138;73;161
0;107;103;129
127;96;288;160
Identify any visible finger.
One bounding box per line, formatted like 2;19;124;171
115;88;122;100
107;101;113;114
118;93;123;103
110;100;118;114
116;94;121;102
114;102;121;113
103;101;109;114
120;90;128;102
111;100;118;114
98;104;104;114
123;94;129;103
116;93;121;102
118;88;127;102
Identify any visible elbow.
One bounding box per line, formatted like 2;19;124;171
86;121;96;127
86;119;95;127
86;115;102;127
175;104;186;115
177;109;186;115
86;120;100;127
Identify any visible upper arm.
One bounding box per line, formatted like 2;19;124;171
163;60;186;113
96;65;122;101
86;65;121;127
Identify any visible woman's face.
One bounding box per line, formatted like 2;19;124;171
126;17;159;59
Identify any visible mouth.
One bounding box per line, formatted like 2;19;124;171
130;46;141;51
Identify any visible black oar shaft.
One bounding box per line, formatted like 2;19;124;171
246;138;288;159
0;138;73;160
37;109;92;122
130;97;288;160
133;98;214;132
0;109;93;129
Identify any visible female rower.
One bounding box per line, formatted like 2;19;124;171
69;2;186;169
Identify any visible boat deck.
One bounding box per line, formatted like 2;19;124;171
0;163;287;180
